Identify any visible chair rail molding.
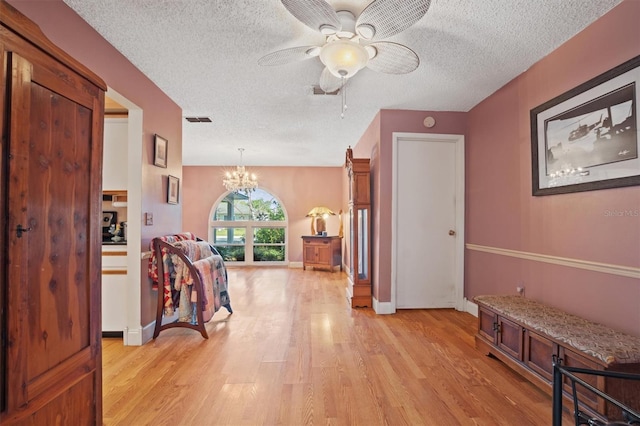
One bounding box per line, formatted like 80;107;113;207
466;243;639;279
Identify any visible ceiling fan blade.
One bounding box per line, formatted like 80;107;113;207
281;0;341;34
319;67;343;93
356;0;431;41
366;42;419;74
258;45;320;66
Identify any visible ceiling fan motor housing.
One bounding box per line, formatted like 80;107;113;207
335;10;357;37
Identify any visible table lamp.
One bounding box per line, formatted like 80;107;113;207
306;206;335;235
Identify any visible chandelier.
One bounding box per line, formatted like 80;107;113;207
223;148;258;193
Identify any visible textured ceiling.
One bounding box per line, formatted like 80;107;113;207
63;0;622;167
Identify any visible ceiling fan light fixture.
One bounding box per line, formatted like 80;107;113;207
319;39;369;79
356;24;376;40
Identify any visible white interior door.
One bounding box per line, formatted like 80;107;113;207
394;134;461;309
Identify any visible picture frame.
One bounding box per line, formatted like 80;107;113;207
167;175;179;205
531;55;640;196
154;134;168;168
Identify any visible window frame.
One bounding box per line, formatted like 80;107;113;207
209;189;288;265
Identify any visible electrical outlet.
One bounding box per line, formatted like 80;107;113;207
145;212;153;226
517;286;525;296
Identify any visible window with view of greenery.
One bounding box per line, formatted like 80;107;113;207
210;188;287;263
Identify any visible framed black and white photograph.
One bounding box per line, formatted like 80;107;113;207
531;55;640;196
154;134;168;168
167;175;179;204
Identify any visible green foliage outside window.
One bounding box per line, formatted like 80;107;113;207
213;189;286;262
215;246;245;262
253;246;285;261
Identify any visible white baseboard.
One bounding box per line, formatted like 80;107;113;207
373;297;395;314
122;321;157;346
141;321;156;344
123;325;143;346
288;261;303;269
464;298;478;317
370;296;471;316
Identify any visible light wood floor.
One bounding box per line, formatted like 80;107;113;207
102;267;571;425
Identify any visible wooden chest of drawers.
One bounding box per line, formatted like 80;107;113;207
302;236;342;272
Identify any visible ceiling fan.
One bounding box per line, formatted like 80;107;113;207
258;0;431;96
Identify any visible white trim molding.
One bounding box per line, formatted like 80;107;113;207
373;297;395;314
123;325;146;346
466;243;640;279
464;299;478;317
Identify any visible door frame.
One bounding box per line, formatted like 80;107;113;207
390;132;465;312
105;88;145;345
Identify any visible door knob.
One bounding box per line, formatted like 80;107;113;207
448;230;456;236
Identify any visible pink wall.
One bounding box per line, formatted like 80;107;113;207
354;110;468;301
9;0;184;325
11;0;638;336
183;166;343;263
466;0;640;336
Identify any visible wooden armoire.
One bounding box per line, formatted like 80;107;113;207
0;1;106;423
345;147;372;308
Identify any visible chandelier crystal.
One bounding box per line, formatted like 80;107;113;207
223;148;258;193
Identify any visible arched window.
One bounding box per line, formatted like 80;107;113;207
210;188;287;264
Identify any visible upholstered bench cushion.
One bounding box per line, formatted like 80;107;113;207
474;295;640;365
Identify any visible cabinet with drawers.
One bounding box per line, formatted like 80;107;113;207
302;236;342;271
475;296;640;421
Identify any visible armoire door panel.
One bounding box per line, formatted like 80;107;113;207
2;18;103;421
28;373;96;425
26;75;93;382
7;371;96;425
27;347;95;402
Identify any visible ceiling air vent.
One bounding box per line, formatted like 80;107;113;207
311;85;339;96
185;117;212;123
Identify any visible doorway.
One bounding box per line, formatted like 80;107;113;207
391;133;465;310
103;88;144;345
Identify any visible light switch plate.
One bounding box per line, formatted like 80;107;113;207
145;212;153;226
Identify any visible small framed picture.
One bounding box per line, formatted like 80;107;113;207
154;134;168;168
167;175;179;204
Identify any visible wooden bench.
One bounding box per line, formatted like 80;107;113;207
474;295;640;421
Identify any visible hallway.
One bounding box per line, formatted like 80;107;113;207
102;267;565;425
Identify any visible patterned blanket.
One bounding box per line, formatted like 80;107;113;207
148;232;196;315
163;239;232;321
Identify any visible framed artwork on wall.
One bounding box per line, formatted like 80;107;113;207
531;55;640;196
167;175;179;204
154;134;168;168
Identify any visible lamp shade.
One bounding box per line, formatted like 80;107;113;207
319;39;369;79
306;206;336;217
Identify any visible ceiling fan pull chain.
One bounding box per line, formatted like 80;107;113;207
341;76;347;119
